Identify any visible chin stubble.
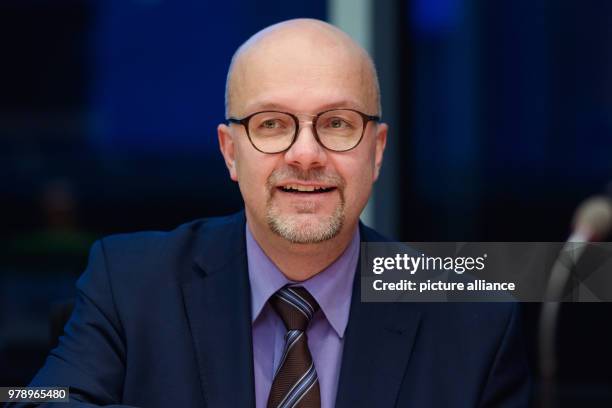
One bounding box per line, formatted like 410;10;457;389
265;168;346;244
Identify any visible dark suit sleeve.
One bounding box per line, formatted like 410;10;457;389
6;241;136;407
478;303;532;407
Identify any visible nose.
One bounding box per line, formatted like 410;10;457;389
283;122;327;170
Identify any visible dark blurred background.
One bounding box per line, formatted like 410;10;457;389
1;0;611;406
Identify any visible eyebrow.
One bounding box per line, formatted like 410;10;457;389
242;99;370;115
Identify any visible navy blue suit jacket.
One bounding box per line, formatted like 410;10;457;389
15;211;530;407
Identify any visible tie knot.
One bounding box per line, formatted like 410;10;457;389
270;286;320;331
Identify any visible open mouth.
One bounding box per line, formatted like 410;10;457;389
277;184;337;194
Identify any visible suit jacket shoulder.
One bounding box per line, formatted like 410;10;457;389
21;212;252;408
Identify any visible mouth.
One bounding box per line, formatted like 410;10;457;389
277;183;337;195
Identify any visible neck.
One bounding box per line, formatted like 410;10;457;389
247;216;358;281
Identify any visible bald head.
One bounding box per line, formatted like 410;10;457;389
224;18;381;118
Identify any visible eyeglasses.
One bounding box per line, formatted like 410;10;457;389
227;109;380;154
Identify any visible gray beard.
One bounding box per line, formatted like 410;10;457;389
266;197;345;244
264;166;346;244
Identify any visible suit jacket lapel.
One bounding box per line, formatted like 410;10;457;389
181;212;255;408
335;225;421;408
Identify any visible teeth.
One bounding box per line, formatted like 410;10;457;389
282;184;330;192
288;184;315;192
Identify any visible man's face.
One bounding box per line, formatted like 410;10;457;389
218;33;387;244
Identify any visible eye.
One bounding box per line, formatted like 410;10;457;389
330;118;345;128
262;119;281;129
326;117;352;129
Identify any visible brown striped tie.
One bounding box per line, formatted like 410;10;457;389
267;286;321;408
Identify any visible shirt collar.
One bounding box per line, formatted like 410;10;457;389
246;225;359;338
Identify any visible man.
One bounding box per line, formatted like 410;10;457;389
16;19;530;407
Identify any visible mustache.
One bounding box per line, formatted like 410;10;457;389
267;167;345;189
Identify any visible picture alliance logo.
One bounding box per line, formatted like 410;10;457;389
371;253;488;275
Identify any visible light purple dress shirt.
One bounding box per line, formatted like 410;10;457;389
246;225;360;408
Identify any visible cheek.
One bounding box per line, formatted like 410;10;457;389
338;153;376;208
234;146;277;203
345;139;376;212
235;142;261;180
350;167;374;203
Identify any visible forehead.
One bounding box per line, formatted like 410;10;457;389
231;35;374;116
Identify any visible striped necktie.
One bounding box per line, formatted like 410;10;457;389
267;286;321;408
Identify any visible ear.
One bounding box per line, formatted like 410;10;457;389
373;122;388;181
218;123;238;181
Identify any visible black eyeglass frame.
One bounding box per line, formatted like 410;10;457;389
227;108;380;154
